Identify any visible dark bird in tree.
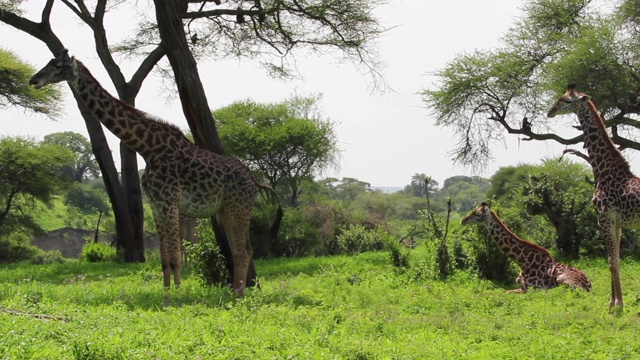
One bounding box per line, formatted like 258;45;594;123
521;117;531;133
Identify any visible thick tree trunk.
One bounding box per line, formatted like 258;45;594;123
153;0;257;287
120;144;146;262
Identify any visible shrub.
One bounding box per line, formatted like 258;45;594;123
31;249;66;264
0;233;40;263
335;224;389;255
188;223;230;287
80;242;117;262
387;240;410;270
461;226;517;286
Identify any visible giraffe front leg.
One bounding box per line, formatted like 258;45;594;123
508;272;527;293
151;202;182;295
600;217;623;312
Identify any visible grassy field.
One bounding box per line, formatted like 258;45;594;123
1;249;640;359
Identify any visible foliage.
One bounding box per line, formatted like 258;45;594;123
80;242;118;263
335;224;389;255
65;183;110;214
214;95;339;205
111;0;386;82
457;215;519;286
188;220;230;287
521;158;601;257
0;232;40;263
423;0;640;167
401;173;438;197
42;132;100;182
0;47;61;116
30;250;66;265
0;136;75;237
1;253;636;359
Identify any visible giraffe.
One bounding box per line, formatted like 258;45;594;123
29;50;282;297
179;215;200;268
547;83;640;311
461;202;592;293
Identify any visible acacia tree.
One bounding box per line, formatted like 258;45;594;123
214;95;339;205
422;0;640;170
42;132;100;182
1;0;385;285
0;136;74;236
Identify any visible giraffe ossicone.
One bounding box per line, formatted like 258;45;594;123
548;84;640;312
461;202;592;293
29;49;283;298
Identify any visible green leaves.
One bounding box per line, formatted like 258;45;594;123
214;95;339;204
0;48;61;116
0;136;75;236
424;0;640;166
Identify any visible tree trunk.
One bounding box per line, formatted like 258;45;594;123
120;144;145;262
153;0;257;287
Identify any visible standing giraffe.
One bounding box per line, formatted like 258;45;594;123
547;83;640;311
462;202;592;292
29;50;282;297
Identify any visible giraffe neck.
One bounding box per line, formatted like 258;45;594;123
486;210;550;264
69;60;185;160
577;101;633;182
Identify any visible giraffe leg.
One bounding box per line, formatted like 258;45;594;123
151;202;183;290
508;272;527;293
600;218;623;311
219;211;253;297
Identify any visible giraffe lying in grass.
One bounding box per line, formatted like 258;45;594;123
461;202;591;292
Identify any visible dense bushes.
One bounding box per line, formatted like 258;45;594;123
0;233;40;263
80;242;118;262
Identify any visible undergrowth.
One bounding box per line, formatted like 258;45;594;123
1;250;639;359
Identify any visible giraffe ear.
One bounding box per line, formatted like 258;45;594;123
578;95;591;103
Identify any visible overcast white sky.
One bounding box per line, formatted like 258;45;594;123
2;0;632;188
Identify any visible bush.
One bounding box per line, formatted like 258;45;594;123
31;249;67;264
0;233;40;263
335;224;389;255
458;227;517;286
80;242;117;262
387;240;410;270
188;223;230;287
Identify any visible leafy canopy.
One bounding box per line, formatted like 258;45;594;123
0;47;61;116
423;0;640;168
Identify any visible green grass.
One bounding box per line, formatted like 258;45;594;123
2;249;640;359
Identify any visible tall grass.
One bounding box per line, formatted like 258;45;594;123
1;249;640;359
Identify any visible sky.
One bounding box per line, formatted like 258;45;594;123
1;0;625;188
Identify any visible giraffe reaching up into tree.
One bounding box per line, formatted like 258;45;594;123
462;202;592;293
29;50;282;298
547;83;640;312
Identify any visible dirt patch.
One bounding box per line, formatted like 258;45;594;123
31;228;159;258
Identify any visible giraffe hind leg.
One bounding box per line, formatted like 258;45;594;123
219;210;253;297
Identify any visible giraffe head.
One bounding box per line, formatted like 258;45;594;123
461;202;490;225
547;83;591;118
29;49;78;89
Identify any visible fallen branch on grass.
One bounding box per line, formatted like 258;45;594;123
0;307;68;323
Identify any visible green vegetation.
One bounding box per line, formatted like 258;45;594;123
0;251;639;359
